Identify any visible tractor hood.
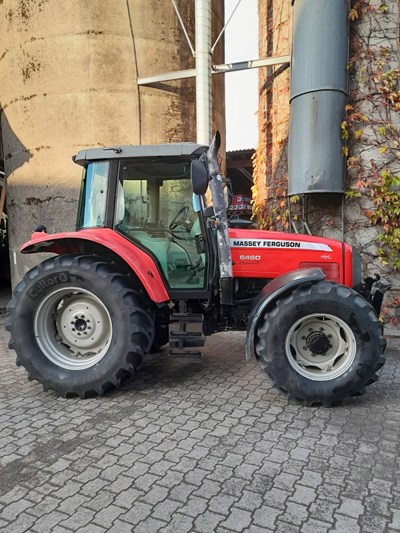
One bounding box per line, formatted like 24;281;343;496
229;227;353;287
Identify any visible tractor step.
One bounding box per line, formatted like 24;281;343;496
169;312;204;358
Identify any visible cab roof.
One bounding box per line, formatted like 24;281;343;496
73;143;208;167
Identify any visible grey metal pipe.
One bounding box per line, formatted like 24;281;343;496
195;0;212;145
288;0;349;195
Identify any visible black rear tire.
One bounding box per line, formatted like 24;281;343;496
6;254;155;398
255;282;386;406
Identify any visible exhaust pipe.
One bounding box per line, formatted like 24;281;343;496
207;132;233;305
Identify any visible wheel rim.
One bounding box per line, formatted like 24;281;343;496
285;313;357;381
34;287;112;370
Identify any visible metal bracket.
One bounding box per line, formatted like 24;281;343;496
137;55;291;86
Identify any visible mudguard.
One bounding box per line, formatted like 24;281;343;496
20;228;170;303
245;268;326;360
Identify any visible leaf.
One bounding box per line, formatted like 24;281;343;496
349;8;359;20
354;129;363;139
345;189;361;198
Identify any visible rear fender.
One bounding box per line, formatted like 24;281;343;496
245;268;326;360
21;229;170;303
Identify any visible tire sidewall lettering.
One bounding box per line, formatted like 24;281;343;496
296;297;359;328
28;272;72;299
305;299;340;313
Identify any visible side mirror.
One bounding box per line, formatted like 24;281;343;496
190;159;209;195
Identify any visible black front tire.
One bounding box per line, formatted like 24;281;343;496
255;282;386;406
6;254;155;398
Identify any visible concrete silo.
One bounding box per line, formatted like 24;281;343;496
0;0;225;283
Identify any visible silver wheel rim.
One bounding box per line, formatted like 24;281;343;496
34;287;112;370
285;313;357;381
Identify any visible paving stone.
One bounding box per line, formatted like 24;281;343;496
140;485;169;505
389;509;400;531
84;491;115;512
107;519;135;533
309;499;337;524
184;468;209;486
28;495;61;517
4;512;37;533
364;493;391;516
151;498;182;521
32;510;67;532
193;479;221;499
220;507;252;531
0;499;34;521
120;501;152;525
177;495;208;517
358;511;391;533
301;518;331;533
168;482;197;503
275;520;302;533
289;484;317;506
134;516;167;533
244;525;273;533
57;493;90;514
193;510;225;532
299;469;323;488
221;476;249;497
337;497;364;518
331;513;361;533
76;525;107;533
58;507;96;530
157;512;194;532
253;504;281;529
92;504;125;529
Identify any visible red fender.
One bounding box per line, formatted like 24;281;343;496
21;228;170;303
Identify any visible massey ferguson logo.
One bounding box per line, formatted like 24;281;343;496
230;239;333;251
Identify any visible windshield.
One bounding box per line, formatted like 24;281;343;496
115;158;207;290
115;159;192;228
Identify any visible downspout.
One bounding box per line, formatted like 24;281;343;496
195;0;212;145
288;0;349;195
195;1;233;304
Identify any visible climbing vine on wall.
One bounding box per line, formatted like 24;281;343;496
251;142;294;231
343;0;400;269
252;2;291;231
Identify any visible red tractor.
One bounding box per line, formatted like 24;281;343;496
6;133;386;404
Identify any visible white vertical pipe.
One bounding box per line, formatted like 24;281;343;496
195;0;212;145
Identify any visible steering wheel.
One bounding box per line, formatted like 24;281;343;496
168;205;190;240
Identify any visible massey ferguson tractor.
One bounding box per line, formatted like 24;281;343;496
6;133;387;405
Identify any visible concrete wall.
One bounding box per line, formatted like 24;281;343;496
0;0;225;284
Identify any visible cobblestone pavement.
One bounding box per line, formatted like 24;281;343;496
1;314;400;533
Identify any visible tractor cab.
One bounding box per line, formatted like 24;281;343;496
74;143;214;297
